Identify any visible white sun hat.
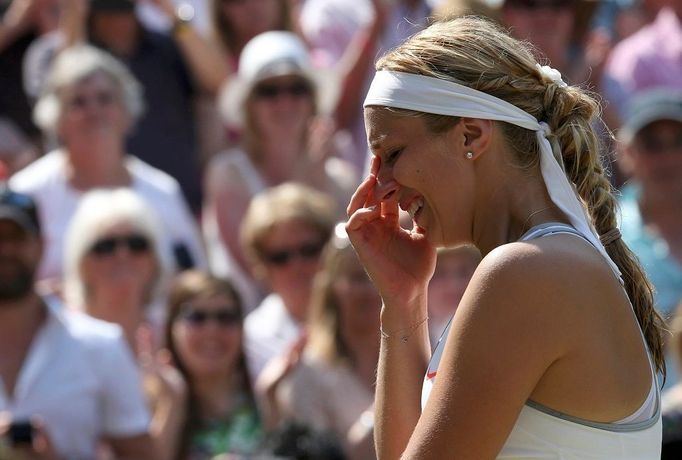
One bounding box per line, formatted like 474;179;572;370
218;31;338;127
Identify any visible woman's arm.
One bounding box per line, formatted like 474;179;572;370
345;161;436;457
149;0;229;95
346;162;566;458
399;246;569;459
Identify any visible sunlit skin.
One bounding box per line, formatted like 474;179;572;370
172;293;243;380
80;223;156;299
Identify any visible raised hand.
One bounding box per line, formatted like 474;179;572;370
345;157;436;307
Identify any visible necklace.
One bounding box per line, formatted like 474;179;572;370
520;205;556;235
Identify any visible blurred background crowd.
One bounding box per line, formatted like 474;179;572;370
0;0;680;458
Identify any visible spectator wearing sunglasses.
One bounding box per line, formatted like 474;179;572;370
239;183;337;382
62;187;193;459
0;186;155;459
257;224;382;460
62;188;167;343
9;45;207;288
204;30;356;312
617;90;682;389
163;270;263;460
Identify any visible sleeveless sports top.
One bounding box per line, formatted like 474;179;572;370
421;223;662;459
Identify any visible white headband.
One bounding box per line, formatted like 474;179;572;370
364;70;621;281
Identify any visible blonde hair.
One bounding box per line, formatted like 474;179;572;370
375;17;665;374
63;188;165;309
240;182;336;276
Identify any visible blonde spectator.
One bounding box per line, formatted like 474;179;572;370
240;183;336;381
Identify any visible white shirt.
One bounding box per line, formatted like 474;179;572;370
9;149;207;281
243;293;301;381
0;296;150;459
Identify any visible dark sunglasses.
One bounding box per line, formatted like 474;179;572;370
89;234;151;256
635;133;682;155
179;308;242;327
253;81;312;100
262;241;324;267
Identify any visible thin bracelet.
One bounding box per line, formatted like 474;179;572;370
380;316;429;343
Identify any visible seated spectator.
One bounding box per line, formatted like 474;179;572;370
259;224;381;460
205;30;356;309
62;187;187;460
164;270;263;459
63;188;167;343
617;89;682;389
10;44;206;286
0;186;154;459
60;0;229;210
241;183;336;380
427;245;481;347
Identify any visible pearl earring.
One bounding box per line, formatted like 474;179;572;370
466;151;474;159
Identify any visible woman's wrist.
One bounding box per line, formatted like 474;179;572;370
379;293;429;339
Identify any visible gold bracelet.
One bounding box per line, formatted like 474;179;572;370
380;316;428;343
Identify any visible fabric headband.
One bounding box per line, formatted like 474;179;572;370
363;70;622;281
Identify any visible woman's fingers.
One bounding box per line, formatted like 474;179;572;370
347;174;376;217
346;204;381;232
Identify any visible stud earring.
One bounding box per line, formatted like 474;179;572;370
466;151;474;159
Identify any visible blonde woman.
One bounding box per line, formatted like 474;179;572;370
264;225;382;459
346;17;664;458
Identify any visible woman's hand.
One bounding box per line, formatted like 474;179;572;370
346;158;436;307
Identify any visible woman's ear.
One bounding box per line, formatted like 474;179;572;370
458;118;493;159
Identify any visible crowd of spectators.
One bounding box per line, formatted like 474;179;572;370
0;0;681;458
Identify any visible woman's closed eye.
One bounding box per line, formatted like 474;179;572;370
385;148;403;165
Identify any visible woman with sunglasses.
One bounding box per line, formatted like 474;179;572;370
9;44;206;287
164;270;263;460
259;224;382;460
203;30;356;311
239;183;337;383
63;188;188;460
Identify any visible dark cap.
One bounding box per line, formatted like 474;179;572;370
621;89;682;140
90;0;135;12
0;187;40;235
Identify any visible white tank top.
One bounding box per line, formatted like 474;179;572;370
421;223;662;459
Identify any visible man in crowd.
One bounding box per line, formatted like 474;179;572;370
0;187;155;459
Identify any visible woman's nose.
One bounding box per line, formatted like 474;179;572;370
374;177;399;203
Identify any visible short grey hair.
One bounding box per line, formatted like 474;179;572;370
63;188;167;310
33;45;145;133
